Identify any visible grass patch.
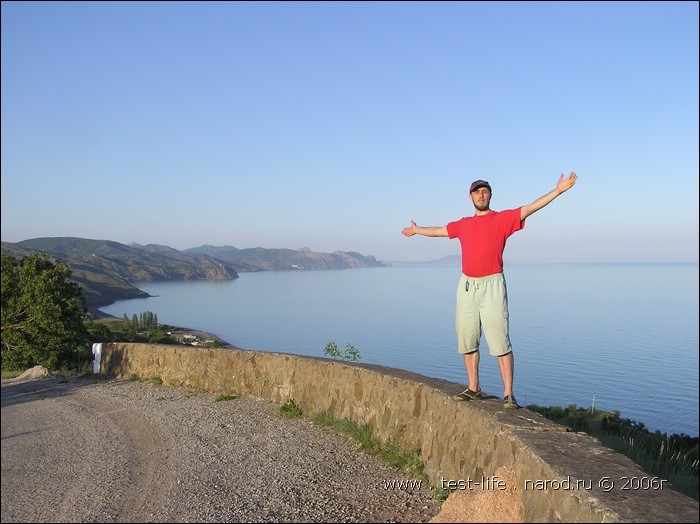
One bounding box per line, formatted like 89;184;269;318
215;394;235;402
279;398;303;418
313;411;427;482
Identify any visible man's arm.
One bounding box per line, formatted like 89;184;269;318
520;172;578;220
402;220;448;237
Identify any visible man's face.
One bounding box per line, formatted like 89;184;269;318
470;187;491;211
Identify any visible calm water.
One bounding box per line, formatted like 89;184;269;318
100;263;699;437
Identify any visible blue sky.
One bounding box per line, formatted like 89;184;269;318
2;1;698;263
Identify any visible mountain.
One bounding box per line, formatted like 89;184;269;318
386;254;461;267
12;238;238;282
185;245;387;271
1;238;388;315
2;238;239;316
428;254;461;265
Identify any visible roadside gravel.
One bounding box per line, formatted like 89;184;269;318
1;375;441;523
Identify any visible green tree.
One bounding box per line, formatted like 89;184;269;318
323;341;361;362
1;253;90;370
84;321;114;342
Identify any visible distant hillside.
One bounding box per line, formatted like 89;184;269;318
387;254;461;267
1;238;239;316
1;238;388;315
185;245;387;271
428;254;461;265
12;238;238;281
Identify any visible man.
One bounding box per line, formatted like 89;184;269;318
402;173;578;408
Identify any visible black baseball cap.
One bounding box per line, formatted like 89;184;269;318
470;180;491;193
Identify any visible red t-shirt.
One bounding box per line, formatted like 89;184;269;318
446;208;525;277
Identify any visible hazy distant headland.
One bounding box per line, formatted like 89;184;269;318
0;237;388;315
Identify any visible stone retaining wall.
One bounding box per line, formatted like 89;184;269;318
100;342;699;523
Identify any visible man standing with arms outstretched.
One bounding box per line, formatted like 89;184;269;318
402;173;578;408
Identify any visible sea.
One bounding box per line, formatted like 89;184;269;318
100;262;699;437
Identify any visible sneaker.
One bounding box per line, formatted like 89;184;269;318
453;388;483;401
503;395;519;409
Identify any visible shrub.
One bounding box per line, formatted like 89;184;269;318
323;341;361;362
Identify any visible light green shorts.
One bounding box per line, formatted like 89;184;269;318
455;272;512;356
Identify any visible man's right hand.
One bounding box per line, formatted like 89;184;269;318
402;220;418;237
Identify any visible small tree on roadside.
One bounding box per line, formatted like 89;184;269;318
1;253;90;370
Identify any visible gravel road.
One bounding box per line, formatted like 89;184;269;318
1;375;441;523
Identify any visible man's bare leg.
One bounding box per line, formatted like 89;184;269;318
498;351;514;397
463;351;480;392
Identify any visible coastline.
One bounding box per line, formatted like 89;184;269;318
91;311;236;349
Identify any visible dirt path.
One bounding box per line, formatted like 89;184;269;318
1;377;180;522
1;375;442;523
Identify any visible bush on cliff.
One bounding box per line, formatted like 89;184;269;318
528;403;699;501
